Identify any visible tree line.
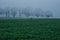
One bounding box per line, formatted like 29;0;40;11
0;7;53;18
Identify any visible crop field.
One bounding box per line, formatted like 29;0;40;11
0;19;60;40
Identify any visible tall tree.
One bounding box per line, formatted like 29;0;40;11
0;8;4;15
11;8;17;18
45;11;53;18
0;8;5;18
4;8;11;18
19;9;22;16
22;7;33;17
33;8;42;17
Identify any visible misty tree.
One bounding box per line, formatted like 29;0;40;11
40;10;45;17
45;11;53;18
11;8;17;18
33;8;42;17
0;8;5;18
22;7;33;17
0;8;4;15
19;9;22;16
35;14;40;17
4;8;11;18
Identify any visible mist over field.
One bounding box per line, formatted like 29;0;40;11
0;0;60;40
0;0;60;18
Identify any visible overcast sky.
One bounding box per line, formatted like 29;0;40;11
0;0;60;18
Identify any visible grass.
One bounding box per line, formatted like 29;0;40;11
0;19;60;40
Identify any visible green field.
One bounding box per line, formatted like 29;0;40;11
0;19;60;40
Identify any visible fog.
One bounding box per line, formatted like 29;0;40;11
0;0;60;18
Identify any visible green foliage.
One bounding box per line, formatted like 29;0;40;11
0;19;60;40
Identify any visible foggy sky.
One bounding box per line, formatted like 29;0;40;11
0;0;60;18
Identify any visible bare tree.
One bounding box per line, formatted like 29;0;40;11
35;14;40;17
4;8;11;18
11;8;17;18
19;9;22;17
33;8;42;18
22;7;33;17
40;10;45;17
0;8;4;15
0;8;5;18
45;11;53;18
